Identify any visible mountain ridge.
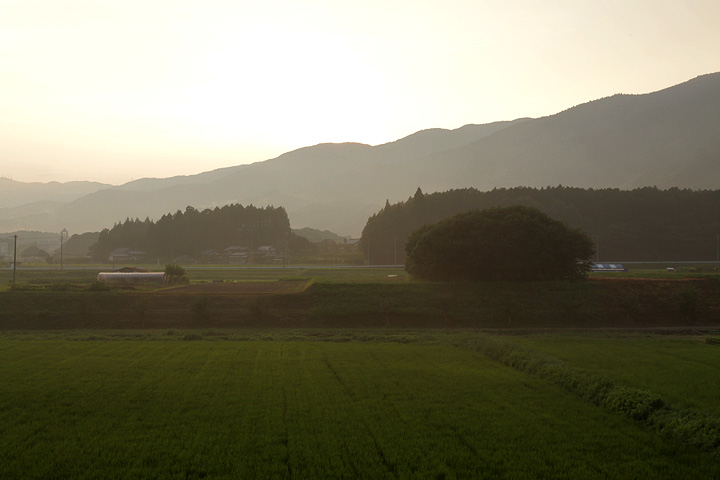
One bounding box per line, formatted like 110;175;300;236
2;72;719;236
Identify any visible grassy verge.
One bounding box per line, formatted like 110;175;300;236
503;334;720;414
458;334;720;455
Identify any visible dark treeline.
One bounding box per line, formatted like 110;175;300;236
361;187;720;264
90;204;292;262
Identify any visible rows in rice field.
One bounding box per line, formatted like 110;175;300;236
0;339;717;479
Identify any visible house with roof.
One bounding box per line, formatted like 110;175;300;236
257;245;277;257
108;247;147;263
341;238;361;252
223;246;250;264
201;249;224;264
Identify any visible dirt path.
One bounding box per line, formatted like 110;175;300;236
161;280;311;295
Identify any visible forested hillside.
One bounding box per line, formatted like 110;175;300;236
361;187;720;264
89;204;291;262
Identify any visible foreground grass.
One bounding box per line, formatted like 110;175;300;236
0;335;718;479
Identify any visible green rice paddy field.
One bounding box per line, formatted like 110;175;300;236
506;334;720;415
1;331;719;479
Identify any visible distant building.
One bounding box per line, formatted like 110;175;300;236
257;245;277;257
173;254;196;265
229;252;250;264
108;247;147;263
201;249;224;264
224;245;249;255
341;238;361;252
225;246;250;264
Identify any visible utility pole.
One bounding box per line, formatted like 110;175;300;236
12;235;17;285
60;228;67;270
716;234;719;272
60;228;68;270
394;237;397;266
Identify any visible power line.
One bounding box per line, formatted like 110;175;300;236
0;235;62;241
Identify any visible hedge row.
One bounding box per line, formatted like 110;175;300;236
460;335;720;454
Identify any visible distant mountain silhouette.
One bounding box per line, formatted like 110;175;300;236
1;72;718;235
0;178;111;208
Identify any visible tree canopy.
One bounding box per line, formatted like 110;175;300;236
362;186;720;264
21;244;49;258
405;205;594;281
89;204;291;262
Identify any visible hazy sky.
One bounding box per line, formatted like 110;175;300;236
2;0;718;185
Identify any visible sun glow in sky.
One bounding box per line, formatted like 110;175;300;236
2;0;719;184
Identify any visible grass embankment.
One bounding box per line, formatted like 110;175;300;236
1;335;718;479
0;289;313;329
310;277;720;327
1;276;719;329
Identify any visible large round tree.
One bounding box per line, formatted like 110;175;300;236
405;205;594;281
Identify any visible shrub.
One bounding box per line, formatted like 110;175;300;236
604;387;666;420
165;263;186;283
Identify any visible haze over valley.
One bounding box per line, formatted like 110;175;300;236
2;72;720;236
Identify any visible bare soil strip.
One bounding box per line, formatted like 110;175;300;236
162;280;311;295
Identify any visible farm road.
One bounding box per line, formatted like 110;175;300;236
162;280;311;295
